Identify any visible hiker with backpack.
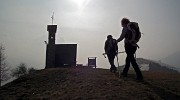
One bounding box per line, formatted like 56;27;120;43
104;35;118;73
117;18;143;80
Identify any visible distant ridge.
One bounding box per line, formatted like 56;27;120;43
118;58;179;73
137;58;179;73
162;50;180;68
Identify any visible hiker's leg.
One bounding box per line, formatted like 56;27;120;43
129;54;143;79
122;54;130;75
108;53;117;72
122;44;131;76
129;46;143;80
111;53;117;71
107;54;114;71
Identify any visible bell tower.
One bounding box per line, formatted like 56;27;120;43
45;25;57;68
45;12;77;68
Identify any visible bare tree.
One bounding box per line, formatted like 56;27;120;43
0;45;9;86
11;63;27;78
28;67;36;74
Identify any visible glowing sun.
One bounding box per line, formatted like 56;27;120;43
71;0;90;9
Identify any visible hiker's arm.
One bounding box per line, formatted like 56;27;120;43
117;28;127;42
116;43;118;52
115;41;118;54
104;40;108;53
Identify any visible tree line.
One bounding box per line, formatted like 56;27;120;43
0;44;36;86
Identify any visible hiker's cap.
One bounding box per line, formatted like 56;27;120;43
121;17;130;26
107;35;112;39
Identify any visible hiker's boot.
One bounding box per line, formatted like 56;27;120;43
110;68;113;72
112;70;116;73
120;72;127;77
136;75;143;81
114;67;117;71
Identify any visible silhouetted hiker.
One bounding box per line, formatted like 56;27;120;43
104;35;118;73
117;18;143;80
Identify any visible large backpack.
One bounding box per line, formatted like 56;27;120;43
106;39;118;53
127;22;141;45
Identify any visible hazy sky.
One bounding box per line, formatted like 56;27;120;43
0;0;180;69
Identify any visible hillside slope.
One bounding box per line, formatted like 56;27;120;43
0;67;180;100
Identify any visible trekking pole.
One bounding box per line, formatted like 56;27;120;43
102;53;106;58
102;51;125;56
118;51;125;54
116;51;125;78
116;55;121;78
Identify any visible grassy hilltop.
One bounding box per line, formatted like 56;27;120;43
0;66;180;100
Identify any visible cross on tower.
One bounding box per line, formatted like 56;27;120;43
51;12;54;25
